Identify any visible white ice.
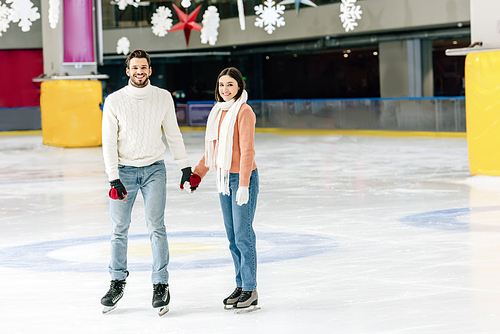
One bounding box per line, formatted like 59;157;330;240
1;131;500;334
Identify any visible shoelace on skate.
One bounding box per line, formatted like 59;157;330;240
237;291;252;302
228;287;242;299
105;281;125;298
153;284;167;297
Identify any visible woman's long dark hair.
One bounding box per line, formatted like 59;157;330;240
215;67;246;102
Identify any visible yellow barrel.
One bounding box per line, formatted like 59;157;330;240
465;51;500;175
40;80;102;147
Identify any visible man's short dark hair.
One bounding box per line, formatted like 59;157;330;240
125;49;151;69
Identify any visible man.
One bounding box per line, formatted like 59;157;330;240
100;49;192;316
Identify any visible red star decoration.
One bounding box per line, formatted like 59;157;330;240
168;4;203;46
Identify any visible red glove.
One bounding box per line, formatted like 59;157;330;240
109;179;127;200
190;174;201;191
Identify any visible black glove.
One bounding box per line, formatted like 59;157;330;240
180;167;192;190
109;179;127;200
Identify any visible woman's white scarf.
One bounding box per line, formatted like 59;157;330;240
205;90;248;195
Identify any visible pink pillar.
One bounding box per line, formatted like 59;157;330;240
63;0;95;63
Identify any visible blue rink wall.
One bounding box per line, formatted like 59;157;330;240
1;96;465;134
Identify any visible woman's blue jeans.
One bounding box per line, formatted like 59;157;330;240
108;160;169;284
219;169;259;291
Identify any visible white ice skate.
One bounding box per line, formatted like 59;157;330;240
233;291;260;314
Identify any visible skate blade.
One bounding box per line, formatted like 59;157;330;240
102;305;117;314
224;305;234;310
157;305;169;317
234;306;260;314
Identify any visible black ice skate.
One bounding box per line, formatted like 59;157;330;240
233;290;260;314
152;283;170;317
223;287;242;310
101;272;128;314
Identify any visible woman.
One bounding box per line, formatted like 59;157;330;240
190;67;259;311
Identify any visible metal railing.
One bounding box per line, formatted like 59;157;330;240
1;97;466;133
185;97;466;132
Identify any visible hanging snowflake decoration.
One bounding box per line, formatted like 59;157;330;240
116;36;130;55
7;0;40;32
200;6;219;46
181;0;191;8
254;0;285;34
151;6;172;37
339;0;362;32
237;0;245;30
0;2;11;36
48;0;60;29
111;0;141;11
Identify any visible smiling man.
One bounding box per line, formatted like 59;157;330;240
100;49;193;316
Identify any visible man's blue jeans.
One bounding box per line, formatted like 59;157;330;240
219;169;259;291
108;160;169;284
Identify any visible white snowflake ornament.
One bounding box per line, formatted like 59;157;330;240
111;0;141;11
116;36;130;55
237;0;245;30
0;2;11;36
200;6;219;46
48;0;60;29
7;0;40;32
181;0;191;8
254;0;285;34
151;6;172;37
339;0;362;32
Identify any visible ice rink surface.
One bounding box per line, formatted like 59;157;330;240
1;130;500;334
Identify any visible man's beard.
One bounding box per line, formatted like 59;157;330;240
131;75;149;87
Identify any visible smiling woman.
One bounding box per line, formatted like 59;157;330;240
218;76;239;102
190;67;261;311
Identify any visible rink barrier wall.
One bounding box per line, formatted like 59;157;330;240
0;127;466;138
0;107;42;132
185;96;466;133
1;96;465;136
179;127;467;138
0;130;42;136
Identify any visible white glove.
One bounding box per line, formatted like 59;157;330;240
236;186;249;206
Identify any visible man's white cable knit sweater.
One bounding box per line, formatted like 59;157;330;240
102;82;190;181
